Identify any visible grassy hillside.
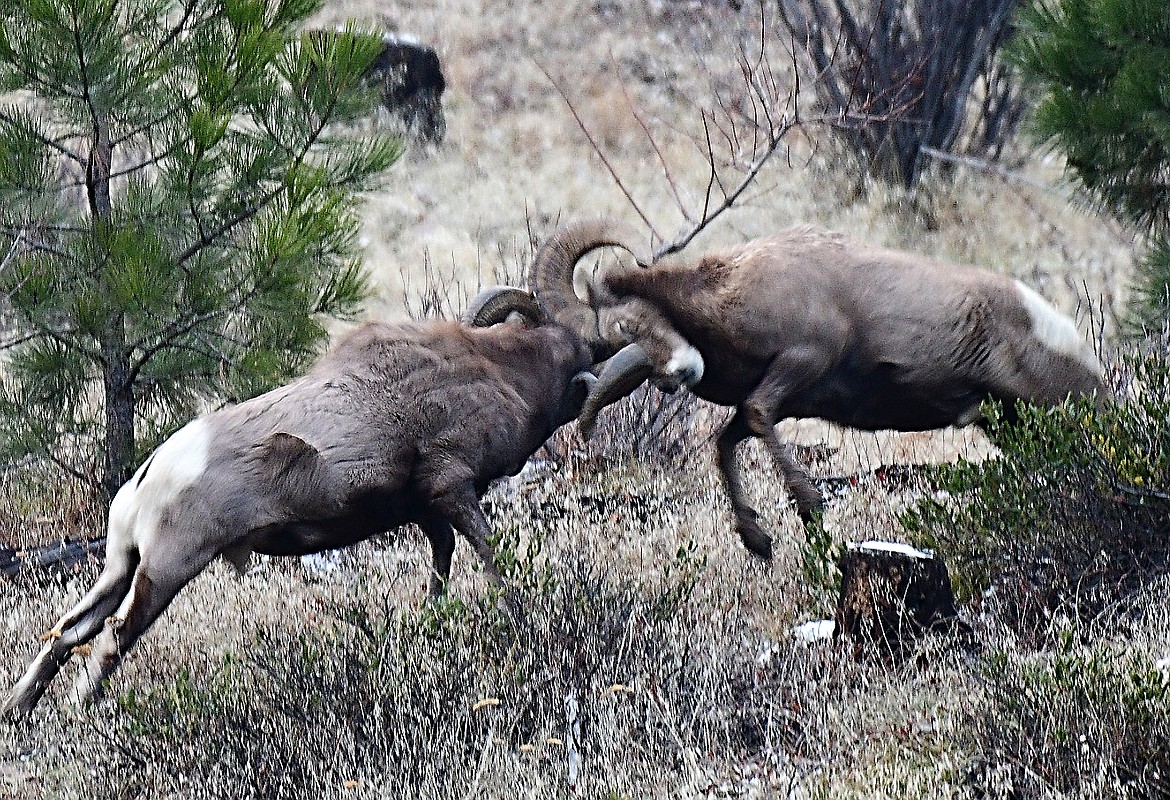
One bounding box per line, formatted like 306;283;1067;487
3;2;1165;799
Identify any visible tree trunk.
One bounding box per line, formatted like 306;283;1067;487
101;322;135;501
89;112;134;501
1;537;106;579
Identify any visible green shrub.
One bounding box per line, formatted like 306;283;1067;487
901;344;1170;640
1010;0;1170;329
966;633;1170;798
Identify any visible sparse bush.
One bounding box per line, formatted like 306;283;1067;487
965;631;1170;798
777;0;1026;189
902;344;1170;642
65;540;795;798
570;382;725;466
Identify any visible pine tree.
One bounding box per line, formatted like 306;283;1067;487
1010;0;1170;330
0;0;400;500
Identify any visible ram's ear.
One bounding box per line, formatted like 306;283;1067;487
577;344;654;440
261;432;344;513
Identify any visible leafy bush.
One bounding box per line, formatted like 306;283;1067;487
901;345;1170;641
965;633;1170;798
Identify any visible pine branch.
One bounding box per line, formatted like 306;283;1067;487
172;185;282;267
135;0;202;76
0;108;87;167
0;0;394;492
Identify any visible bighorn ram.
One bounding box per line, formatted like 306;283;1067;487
4;287;591;716
532;220;1108;560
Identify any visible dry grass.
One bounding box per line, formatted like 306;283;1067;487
1;1;1162;798
0;455;977;799
315;0;1132;326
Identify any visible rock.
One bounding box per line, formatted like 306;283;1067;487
365;34;447;143
307;30;447;143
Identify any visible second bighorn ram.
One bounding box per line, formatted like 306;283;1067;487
3;288;592;717
532;220;1109;560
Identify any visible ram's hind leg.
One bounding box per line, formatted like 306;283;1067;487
758;434;824;525
429;485;524;615
425;482;503;590
72;547;216;706
2;544;139;717
417;513;456;599
743;356;827;525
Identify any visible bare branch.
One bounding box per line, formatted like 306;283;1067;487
0;228;26;276
608;49;694;224
543;1;924;262
656;120;793;259
918;145;1050;191
537;60;662;242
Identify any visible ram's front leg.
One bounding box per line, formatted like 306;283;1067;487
742;349;829;525
716;411;773;560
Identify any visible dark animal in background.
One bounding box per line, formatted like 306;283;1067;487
309;30;447;143
3;288;590;716
366;33;447;143
531;219;1109;560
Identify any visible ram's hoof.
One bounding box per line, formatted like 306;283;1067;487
738;521;774;561
798;504;826;527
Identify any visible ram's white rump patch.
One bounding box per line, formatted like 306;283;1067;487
1013;281;1103;377
108;418;212;552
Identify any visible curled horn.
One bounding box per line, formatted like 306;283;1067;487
462;286;547;327
577;343;656;439
530;218;651;354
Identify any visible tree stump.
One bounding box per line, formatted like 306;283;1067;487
834;540;966;659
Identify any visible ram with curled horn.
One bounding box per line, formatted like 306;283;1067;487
4;286;596;717
532;218;1110;561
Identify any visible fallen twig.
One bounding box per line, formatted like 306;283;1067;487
0;536;106;579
